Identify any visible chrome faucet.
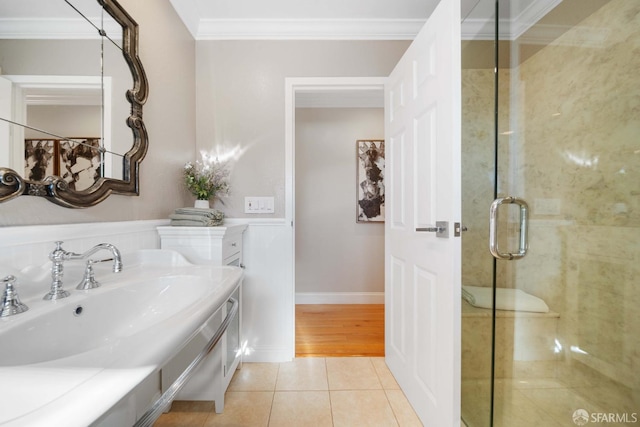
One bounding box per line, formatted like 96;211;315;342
45;241;123;300
1;275;29;317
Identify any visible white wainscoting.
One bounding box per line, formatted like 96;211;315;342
0;219;168;301
0;219;167;271
0;218;296;363
226;218;294;363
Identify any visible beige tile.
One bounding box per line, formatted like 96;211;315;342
326;357;382;390
371;357;400;390
268;391;332;427
461;379;492;426
153;401;214;427
506;378;567;390
572;383;637;414
385;390;422;426
514;387;602;427
203;392;273;427
493;391;565;427
276;358;328;391
228;363;279;391
330;390;398;426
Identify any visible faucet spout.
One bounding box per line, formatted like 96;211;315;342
80;243;123;273
45;241;123;300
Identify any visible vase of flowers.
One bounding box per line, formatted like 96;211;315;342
183;157;230;208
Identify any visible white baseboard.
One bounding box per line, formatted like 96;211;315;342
295;292;385;304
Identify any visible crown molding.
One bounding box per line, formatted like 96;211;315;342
461;0;562;41
0;18;120;39
195;18;425;40
3;75;103;106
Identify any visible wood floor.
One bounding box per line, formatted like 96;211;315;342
295;304;385;357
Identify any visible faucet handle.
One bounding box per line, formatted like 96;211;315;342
45;241;72;300
1;275;29;317
77;260;101;290
50;241;66;262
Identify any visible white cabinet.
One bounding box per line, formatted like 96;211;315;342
157;224;247;412
157;224;247;267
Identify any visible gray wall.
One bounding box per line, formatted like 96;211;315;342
295;108;385;294
0;16;410;225
0;0;195;225
26;106;101;139
195;40;409;216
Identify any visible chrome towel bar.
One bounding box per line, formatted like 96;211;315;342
134;296;239;427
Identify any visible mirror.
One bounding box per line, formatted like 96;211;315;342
0;0;148;208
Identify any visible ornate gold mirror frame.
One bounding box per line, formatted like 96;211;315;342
0;0;148;208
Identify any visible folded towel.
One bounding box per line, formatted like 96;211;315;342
170;218;223;227
168;207;225;227
173;207;223;219
462;285;549;313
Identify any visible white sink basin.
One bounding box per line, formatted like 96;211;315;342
0;249;243;426
0;275;219;366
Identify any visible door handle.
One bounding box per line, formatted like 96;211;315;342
416;221;449;238
489;197;529;260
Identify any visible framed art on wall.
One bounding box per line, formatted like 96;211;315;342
356;139;385;222
25;138;102;191
24;139;56;182
58;138;102;191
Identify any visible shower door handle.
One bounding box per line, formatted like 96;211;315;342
489;197;529;260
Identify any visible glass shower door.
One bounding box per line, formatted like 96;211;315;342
492;0;640;426
460;1;498;425
462;1;640;426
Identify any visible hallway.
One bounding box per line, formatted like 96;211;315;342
295;304;385;357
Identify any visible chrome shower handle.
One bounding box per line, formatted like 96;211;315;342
489;197;529;260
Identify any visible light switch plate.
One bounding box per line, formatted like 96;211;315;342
244;197;274;214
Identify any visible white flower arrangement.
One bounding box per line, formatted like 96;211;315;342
183;157;230;201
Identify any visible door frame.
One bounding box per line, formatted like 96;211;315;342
284;76;386;354
2;74;113;177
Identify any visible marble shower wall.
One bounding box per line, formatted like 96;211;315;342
514;0;639;391
461;68;496;288
461;66;513;290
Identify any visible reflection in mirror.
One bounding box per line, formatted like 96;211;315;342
0;74;122;183
0;0;148;207
103;27;132;180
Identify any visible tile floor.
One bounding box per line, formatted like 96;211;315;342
462;378;636;427
154;357;422;427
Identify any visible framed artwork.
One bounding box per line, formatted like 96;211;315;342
356;139;385;222
25;138;102;191
24;139;56;181
58;138;102;191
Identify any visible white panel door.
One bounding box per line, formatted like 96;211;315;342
384;0;461;425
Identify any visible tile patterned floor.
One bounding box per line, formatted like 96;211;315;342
154;357;422;427
462;378;636;427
